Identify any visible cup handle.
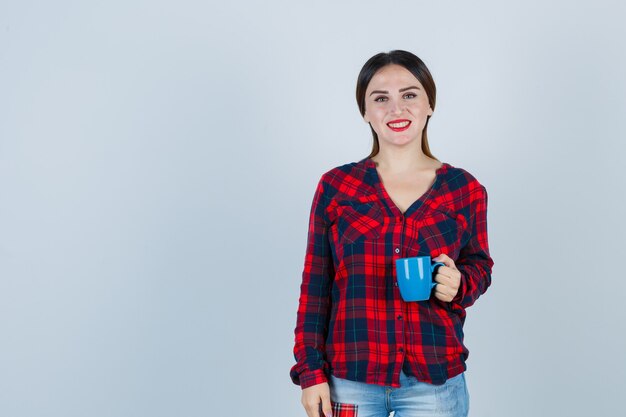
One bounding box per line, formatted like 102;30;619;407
430;262;445;289
431;261;445;272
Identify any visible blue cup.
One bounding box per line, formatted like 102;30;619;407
395;256;445;301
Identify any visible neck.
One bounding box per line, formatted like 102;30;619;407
372;143;433;173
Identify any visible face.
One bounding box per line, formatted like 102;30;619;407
363;64;433;149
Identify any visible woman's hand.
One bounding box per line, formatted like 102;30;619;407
432;253;462;302
301;382;332;417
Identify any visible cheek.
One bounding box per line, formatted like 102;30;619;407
408;107;432;121
366;109;386;124
375;108;390;120
408;101;429;112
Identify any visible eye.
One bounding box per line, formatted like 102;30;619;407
374;96;387;102
404;93;417;99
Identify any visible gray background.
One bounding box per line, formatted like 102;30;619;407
1;1;625;416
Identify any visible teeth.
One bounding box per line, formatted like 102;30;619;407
388;121;410;128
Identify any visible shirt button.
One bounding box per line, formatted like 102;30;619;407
394;282;398;287
397;315;403;320
394;248;400;254
399;347;404;352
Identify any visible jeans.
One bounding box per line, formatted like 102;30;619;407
328;369;469;417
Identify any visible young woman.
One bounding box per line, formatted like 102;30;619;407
290;50;494;417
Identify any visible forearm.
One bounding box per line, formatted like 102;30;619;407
452;185;494;309
291;296;332;388
290;176;335;389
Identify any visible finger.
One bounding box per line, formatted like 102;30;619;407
433;253;458;270
435;280;455;295
434;283;450;295
302;394;321;417
320;392;333;417
434;264;449;276
433;253;451;265
434;287;453;302
435;267;461;283
434;272;454;286
437;280;460;300
435;265;457;279
433;289;449;302
303;402;316;417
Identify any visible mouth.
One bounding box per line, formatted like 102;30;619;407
386;119;411;132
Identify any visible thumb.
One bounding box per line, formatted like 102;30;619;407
433;253;450;265
320;393;333;417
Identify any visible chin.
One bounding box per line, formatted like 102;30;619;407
382;136;418;145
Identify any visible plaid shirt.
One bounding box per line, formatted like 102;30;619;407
290;157;494;389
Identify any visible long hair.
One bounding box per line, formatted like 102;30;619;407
356;50;438;161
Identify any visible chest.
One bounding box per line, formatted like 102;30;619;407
378;173;436;214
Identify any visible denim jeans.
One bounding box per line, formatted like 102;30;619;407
328;369;469;417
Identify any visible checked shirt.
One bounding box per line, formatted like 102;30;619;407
290;157;494;389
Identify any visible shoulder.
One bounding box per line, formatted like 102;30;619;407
438;163;490;216
320;160;367;181
441;162;488;194
315;159;373;198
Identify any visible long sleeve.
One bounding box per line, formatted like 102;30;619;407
290;176;335;389
452;184;494;309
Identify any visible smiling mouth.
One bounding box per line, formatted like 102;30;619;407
387;120;411;131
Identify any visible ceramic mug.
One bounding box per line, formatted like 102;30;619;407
395;256;445;301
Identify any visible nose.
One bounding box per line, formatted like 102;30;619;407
390;99;404;114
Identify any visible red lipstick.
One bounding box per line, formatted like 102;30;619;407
386;119;411;132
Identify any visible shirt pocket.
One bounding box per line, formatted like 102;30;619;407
336;198;383;245
407;204;467;259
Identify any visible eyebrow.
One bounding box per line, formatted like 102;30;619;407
369;86;421;96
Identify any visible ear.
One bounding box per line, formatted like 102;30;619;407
428;107;434;116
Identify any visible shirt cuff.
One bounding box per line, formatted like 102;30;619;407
298;368;328;389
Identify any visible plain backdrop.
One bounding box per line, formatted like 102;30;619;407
1;1;625;416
